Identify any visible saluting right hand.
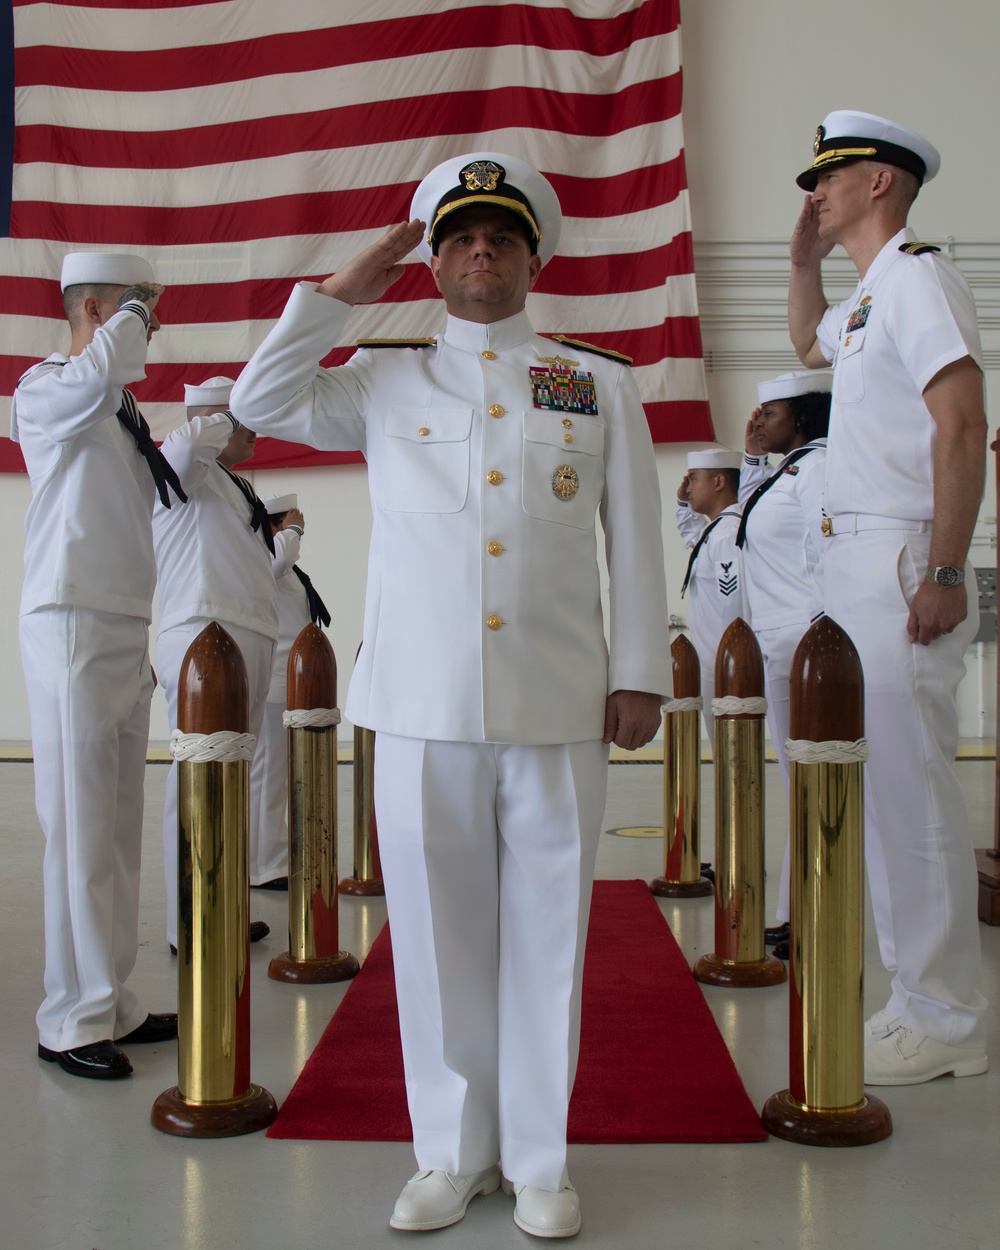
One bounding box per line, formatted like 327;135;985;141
789;195;834;269
745;408;767;455
318;219;426;305
117;282;164;312
676;473;691;502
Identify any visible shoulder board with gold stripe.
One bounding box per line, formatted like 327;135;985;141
898;242;941;256
355;337;437;349
550;335;633;366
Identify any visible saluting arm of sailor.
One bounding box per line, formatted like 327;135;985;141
16;307;150;444
675;498;707;548
158;412;236;493
788;197;834;369
230;283;369;454
270;527;300;578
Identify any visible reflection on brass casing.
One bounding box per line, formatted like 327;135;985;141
651;709;711;898
339;725;384;895
789;759;865;1111
713;718;766;963
287;725;339;961
176;758;250;1105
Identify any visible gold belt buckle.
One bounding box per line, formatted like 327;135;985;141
821;517;833;537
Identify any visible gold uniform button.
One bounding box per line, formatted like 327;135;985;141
482;350;497;360
488;404;505;419
563;433;574;443
418;427;430;437
487;541;503;556
486;470;504;485
562;418;574;429
486;615;503;631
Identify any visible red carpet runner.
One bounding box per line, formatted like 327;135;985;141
268;879;766;1143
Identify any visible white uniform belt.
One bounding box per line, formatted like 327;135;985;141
822;513;931;537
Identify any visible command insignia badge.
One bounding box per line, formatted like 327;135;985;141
552;465;580;500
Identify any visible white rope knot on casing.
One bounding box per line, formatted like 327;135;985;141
169;729;257;762
712;695;768;717
664;696;704;713
785;737;870;764
282;707;342;729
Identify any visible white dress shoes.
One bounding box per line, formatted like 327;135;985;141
863;1009;901;1046
389;1165;501;1231
501;1177;582;1239
864;1023;988;1086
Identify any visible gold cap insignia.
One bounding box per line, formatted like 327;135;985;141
552;465;580;500
461;160;504;193
813;124;825;157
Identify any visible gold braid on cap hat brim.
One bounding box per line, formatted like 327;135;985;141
428;195;541;246
808;146;879;172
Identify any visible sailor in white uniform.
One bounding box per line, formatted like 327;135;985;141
15;252;182;1080
675;448;744;744
789;110;988;1084
231;152;671;1238
737;371;831;953
248;493;330;891
153;376;278;951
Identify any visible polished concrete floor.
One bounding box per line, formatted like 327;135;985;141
1;758;997;1250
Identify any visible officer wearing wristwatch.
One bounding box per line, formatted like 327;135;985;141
926;565;966;587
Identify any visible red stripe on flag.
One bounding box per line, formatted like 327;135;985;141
17;5;679;90
14;78;682;170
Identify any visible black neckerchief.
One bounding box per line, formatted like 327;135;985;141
735;445;819;550
291;565;331;627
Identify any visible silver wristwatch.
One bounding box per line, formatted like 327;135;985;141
926;565;965;588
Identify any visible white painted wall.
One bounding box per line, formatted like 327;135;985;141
3;0;998;745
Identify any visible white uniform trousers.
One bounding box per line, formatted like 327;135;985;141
374;734;609;1193
20;607;153;1052
756;622;810;925
157;620;276;947
248;698;290;885
826;529;986;1047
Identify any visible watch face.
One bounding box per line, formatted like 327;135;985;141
932;566;963;588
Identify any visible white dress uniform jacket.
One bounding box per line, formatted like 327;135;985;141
230;286;672;738
815;227;986;1047
13;303;158;1051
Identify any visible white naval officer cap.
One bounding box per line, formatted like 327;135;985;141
261;492;297;514
410;151;563;268
757;371;833;404
59;251;155;291
796;110;941;191
687;448;741;471
184;375;236;409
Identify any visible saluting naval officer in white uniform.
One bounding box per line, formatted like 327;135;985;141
789;111;988;1084
15;252;183;1080
675;448;743;744
738;371;831;956
231;152;671;1238
247;492;328;891
153;376;277;951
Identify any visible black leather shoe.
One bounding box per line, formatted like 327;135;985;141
765;921;790;945
772;941;789;960
251;877;288;891
172;921;270;957
118;1013;178;1045
700;862;715;885
38;1039;133;1080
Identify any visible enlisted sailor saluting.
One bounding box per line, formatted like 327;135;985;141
231;152;671;1237
738;370;831;958
153;375;277;953
789;110;988;1084
14;252;184;1080
675;448;743;746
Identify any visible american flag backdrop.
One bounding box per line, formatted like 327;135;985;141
0;0;714;473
